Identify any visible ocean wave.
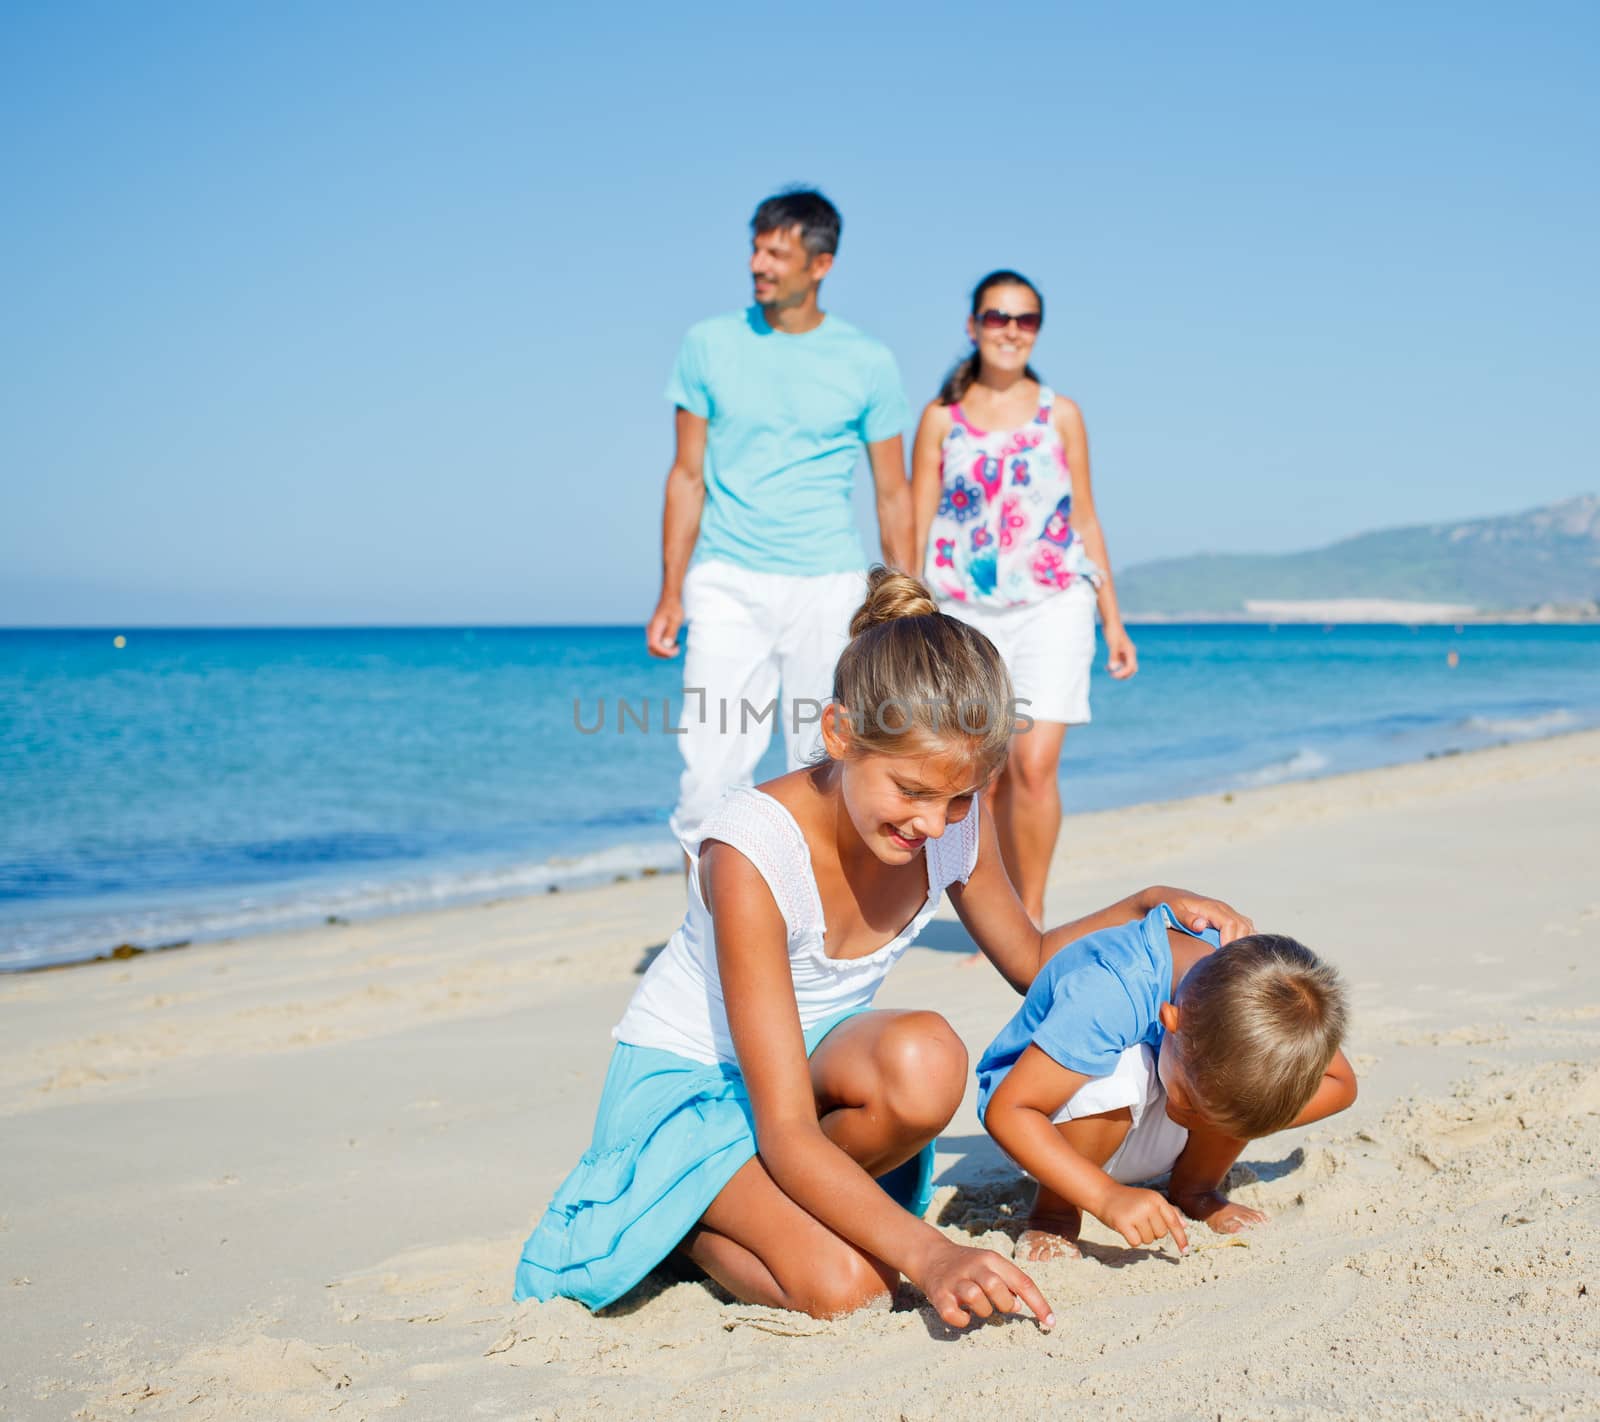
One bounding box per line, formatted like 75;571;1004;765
1236;748;1331;788
0;838;682;973
1460;709;1576;738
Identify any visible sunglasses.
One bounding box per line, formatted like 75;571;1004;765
977;308;1042;333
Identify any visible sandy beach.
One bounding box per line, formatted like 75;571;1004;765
4;731;1598;1421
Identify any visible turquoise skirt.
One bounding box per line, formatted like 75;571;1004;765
513;1007;936;1311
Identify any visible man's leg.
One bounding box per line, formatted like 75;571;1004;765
669;563;782;851
774;570;865;769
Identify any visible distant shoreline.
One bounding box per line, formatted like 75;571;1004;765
1125;605;1600;626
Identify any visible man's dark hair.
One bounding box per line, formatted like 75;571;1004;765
751;188;841;257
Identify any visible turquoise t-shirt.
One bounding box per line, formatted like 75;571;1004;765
974;905;1219;1122
666;307;911;576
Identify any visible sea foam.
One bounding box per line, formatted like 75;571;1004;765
1237;748;1332;787
1461;709;1576;739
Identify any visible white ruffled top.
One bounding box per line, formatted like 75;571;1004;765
614;785;981;1066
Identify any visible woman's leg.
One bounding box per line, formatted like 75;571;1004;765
993;719;1068;926
1017;1107;1132;1261
682;1010;966;1317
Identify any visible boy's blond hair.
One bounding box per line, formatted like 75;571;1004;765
1176;934;1347;1139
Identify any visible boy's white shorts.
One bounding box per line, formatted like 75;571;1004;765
1053;1042;1191;1185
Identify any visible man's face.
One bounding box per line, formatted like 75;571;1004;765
750;225;832;310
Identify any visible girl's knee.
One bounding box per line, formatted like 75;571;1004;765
793;1248;895;1319
874;1011;967;1129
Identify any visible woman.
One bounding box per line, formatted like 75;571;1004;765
912;270;1137;926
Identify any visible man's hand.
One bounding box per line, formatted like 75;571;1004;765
646;596;685;659
866;434;913;572
651;408;707;659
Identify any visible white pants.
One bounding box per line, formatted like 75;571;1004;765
669;560;866;849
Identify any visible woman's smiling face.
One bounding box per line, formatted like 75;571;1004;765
966;281;1042;381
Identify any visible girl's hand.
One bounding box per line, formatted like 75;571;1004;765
1104;625;1138;680
1097;1184;1190;1253
1161;890;1254;945
914;1238;1055;1330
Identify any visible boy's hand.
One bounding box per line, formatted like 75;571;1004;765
1171;1189;1268;1234
1201;1201;1267;1234
1097;1184;1190;1253
913;1239;1055;1331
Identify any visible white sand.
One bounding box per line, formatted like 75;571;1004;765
4;732;1598;1420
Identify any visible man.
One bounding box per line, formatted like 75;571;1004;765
646;188;914;849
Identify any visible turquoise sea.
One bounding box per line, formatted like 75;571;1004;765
3;623;1598;971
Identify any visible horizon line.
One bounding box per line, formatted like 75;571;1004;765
5;616;1596;634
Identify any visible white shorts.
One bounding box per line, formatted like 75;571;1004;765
1053;1043;1190;1186
941;581;1097;726
669;560;867;850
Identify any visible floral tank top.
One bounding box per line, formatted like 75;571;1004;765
924;385;1103;609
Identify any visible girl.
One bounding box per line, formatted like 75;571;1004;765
912;271;1136;926
515;570;1248;1327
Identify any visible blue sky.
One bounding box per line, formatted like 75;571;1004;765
3;0;1595;625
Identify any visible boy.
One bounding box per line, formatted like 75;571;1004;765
978;904;1356;1259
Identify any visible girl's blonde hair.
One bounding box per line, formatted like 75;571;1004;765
830;568;1014;776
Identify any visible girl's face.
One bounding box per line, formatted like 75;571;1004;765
827;724;991;865
965;281;1041;381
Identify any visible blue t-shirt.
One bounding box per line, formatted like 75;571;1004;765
974;905;1219;1122
666;307;911;576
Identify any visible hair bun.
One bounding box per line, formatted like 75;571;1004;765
849;567;939;636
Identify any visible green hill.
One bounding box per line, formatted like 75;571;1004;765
1117;495;1600;615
